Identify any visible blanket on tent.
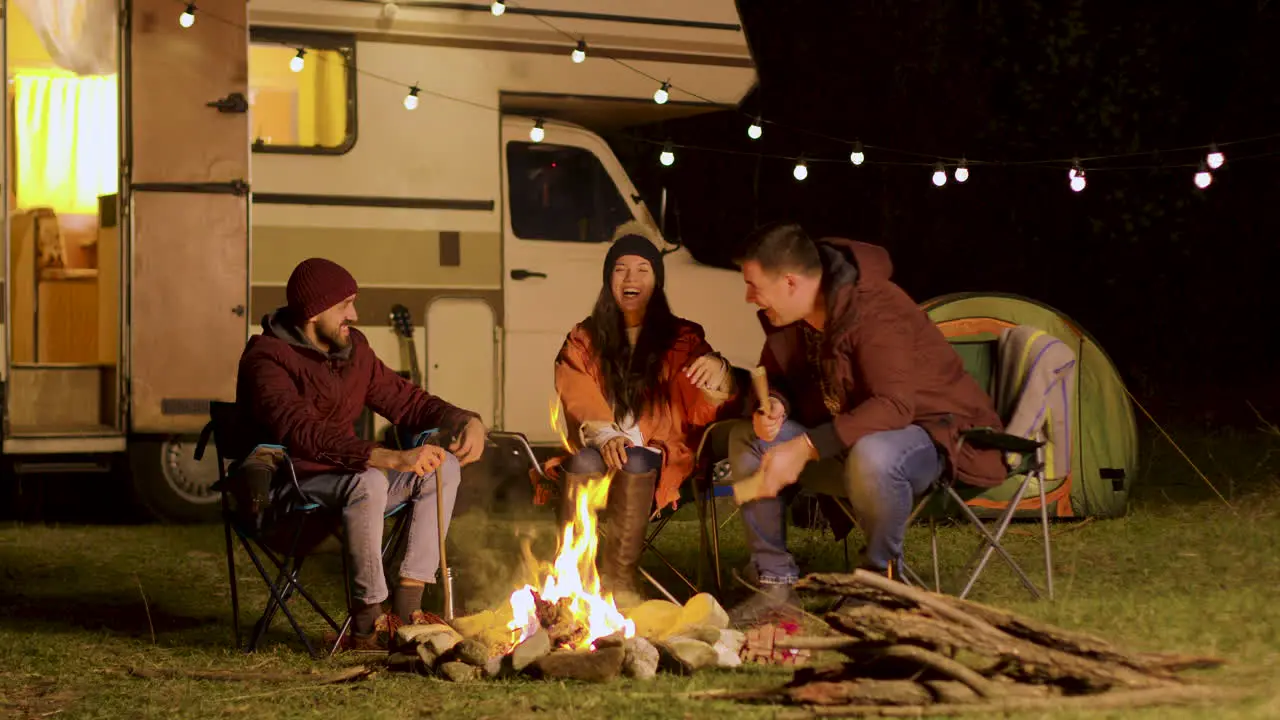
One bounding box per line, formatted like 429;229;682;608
995;325;1077;480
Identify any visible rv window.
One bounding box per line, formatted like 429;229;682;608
506;142;633;243
248;28;357;155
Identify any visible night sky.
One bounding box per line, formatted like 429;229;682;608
610;0;1280;428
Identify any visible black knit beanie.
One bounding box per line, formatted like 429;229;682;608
603;234;665;289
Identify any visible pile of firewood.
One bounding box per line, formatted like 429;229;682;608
707;570;1240;717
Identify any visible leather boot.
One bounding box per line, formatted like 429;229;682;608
597;469;657;608
556;472;593;532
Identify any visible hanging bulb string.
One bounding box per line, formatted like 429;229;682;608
167;0;1280;177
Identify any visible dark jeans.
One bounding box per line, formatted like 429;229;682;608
566;446;663;475
724;419;942;583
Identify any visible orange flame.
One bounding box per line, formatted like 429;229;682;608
505;397;636;650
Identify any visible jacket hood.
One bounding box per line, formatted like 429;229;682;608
755;238;895;335
260;307;354;361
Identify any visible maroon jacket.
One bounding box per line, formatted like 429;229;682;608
235;310;479;477
758;238;1006;489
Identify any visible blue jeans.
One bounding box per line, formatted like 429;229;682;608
566;446;663;475
725;419;943;583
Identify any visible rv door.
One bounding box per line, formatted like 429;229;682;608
499;117;645;443
125;0;250;434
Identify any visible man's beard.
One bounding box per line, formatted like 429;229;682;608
320;324;351;349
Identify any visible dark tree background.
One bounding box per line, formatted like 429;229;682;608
610;0;1280;427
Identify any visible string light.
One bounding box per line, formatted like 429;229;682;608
793;157;809;181
530;118;545;143
850;140;865;166
931;162;947;187
1207;143;1225;170
403;84;420;110
653;81;670;105
660;141;675;167
1069;162;1087;192
178;0;1278;197
1194;160;1213;189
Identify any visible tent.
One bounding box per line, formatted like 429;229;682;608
923;292;1140;519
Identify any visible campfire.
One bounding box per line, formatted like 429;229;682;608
383;399;748;682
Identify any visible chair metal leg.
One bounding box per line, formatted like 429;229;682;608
929;515;940;593
950;482;1041;600
239;540;320;658
709;488;723;597
222;497;241;649
1038;467;1054;600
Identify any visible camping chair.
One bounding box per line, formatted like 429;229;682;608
893;429;1053;600
195;402;428;658
636;418;739;601
888;325;1074;601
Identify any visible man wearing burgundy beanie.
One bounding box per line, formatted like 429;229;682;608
235;257;488;650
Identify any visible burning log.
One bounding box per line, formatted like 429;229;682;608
702;570;1237;717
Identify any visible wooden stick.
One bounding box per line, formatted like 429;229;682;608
805;571;1007;639
128;666;371;684
776;683;1243;718
436;470;452;620
750;366;771;412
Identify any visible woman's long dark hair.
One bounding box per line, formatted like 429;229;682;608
582;286;679;422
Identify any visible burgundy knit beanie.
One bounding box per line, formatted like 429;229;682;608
286;258;359;321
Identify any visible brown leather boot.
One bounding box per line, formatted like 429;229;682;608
556;471;594;531
597;469;657;608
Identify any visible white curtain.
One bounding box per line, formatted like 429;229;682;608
13;0;118;76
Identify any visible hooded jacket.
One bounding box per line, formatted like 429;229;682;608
235;309;479;477
758;238;1006;489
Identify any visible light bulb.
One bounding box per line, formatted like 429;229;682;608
179;3;195;27
530;119;545;143
1070;168;1087;192
954;159;969;183
747;117;762;140
654;82;670;105
404;85;420;110
660;142;675;167
1195;161;1212;189
793;159;808;181
491;0;505;16
1206;144;1224;170
932;163;947;187
850;140;865;165
572;41;587;63
290;49;305;73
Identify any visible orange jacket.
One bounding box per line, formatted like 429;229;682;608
554;319;735;510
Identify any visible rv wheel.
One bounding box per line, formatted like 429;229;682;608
128;436;221;523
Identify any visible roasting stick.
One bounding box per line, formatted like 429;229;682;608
732;367;773;505
436;469;452;619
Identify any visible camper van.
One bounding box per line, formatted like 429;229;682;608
0;0;764;521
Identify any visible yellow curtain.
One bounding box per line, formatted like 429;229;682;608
14;69;118;215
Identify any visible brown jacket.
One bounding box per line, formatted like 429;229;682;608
555;319;736;510
758;238;1006;488
236;309;478;477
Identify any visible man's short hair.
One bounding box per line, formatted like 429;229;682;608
737;222;822;277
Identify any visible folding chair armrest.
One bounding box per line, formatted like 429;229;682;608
488;430;552;485
194;421;215;462
959;427;1043;455
694;419;739;466
240;443;319;507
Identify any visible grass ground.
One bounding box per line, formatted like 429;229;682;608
2;423;1279;719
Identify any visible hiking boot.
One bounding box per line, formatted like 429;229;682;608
727;583;803;628
326;612;400;653
598;468;657;604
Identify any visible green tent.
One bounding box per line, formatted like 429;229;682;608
922;293;1140;519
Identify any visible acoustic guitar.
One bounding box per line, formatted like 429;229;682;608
386;303;424;450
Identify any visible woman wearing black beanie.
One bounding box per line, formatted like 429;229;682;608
553;223;738;608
